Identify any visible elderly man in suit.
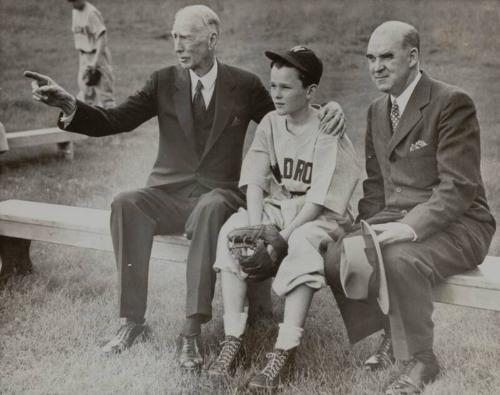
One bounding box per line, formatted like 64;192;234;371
25;5;345;370
324;21;495;394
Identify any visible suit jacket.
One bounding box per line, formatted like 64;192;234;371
61;61;274;191
358;72;495;240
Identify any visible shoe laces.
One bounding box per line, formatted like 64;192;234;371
213;337;241;370
261;350;288;380
181;336;198;356
116;322;137;341
375;332;393;361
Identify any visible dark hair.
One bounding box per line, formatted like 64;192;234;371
270;60;315;88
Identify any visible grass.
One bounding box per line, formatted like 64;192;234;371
1;0;500;394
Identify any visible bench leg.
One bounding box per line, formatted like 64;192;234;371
0;236;33;282
57;141;74;160
247;278;273;321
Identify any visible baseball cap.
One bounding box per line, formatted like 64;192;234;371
265;45;323;85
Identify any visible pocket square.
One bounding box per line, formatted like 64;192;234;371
410;140;428;152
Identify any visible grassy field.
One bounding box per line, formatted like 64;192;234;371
1;0;500;394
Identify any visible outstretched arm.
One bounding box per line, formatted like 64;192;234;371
24;71;76;115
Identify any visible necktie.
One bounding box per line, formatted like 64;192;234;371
192;80;206;120
192;80;207;156
390;99;400;133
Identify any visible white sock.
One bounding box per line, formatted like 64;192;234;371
223;312;248;338
274;323;304;350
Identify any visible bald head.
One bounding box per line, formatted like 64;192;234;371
366;21;420;96
371;21;420;53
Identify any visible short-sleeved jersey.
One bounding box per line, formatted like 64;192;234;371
240;109;360;217
72;2;107;52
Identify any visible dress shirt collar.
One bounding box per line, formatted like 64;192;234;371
189;59;218;99
391;70;422;115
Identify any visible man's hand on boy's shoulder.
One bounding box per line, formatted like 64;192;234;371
317;101;346;137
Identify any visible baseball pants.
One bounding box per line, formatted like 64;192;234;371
77;51;115;109
325;212;495;360
215;203;348;296
110;183;246;323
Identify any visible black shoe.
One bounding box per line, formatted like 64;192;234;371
385;351;440;395
207;336;243;378
364;330;395;371
101;320;147;355
247;348;296;390
177;335;203;371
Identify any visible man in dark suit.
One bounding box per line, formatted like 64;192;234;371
324;21;495;394
26;5;344;370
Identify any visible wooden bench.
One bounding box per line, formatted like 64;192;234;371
0;199;269;309
0;199;499;311
5;128;87;160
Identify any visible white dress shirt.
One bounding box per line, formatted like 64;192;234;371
189;60;218;109
390;71;422;114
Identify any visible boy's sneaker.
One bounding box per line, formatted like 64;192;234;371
247;348;296;390
207;336;243;378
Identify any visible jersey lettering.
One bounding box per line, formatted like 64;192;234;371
282;157;313;184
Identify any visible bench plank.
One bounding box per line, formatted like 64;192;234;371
6;128;87;148
1;199;499;311
0;200;189;263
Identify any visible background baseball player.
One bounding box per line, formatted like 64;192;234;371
69;0;115;108
208;46;360;390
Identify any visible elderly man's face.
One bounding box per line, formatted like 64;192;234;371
171;14;215;75
366;30;414;97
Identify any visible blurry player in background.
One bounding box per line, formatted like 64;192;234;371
68;0;115;108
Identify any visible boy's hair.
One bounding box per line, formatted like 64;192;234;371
270;60;316;89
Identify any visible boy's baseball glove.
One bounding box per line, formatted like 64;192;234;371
83;67;102;86
227;224;288;282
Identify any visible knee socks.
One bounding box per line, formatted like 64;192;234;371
223;312;248;339
275;323;304;351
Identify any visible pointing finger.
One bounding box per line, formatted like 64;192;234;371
24;71;49;85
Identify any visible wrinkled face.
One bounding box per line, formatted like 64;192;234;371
270;65;312;116
366;30;415;96
67;0;86;10
171;14;216;74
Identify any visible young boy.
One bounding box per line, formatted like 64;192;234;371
69;0;115;108
209;46;360;389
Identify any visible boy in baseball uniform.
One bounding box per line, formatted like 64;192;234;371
209;46;360;389
69;0;115;108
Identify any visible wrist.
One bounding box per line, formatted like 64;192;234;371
60;95;77;116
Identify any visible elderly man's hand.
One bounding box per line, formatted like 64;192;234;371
371;222;417;246
24;71;77;115
318;101;346;137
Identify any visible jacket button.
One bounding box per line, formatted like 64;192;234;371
401;209;408;215
395;187;402;193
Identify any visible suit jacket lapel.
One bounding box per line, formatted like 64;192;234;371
376;95;393;144
173;67;198;156
201;62;236;160
387;72;431;154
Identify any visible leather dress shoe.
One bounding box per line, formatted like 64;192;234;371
101;320;147;354
177;335;203;371
364;330;395;371
385;350;440;395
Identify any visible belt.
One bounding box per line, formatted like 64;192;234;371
79;49;96;54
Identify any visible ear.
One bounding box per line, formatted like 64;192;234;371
306;84;318;100
208;32;218;50
408;47;419;67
